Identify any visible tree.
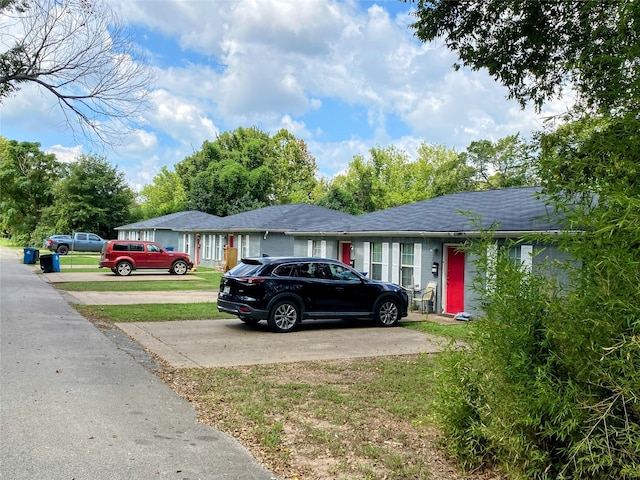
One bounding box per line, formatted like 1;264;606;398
0;0;152;144
0;137;62;244
412;1;640;478
186;159;272;216
330;143;472;214
44;154;135;238
414;142;474;197
315;184;360;215
337;145;411;212
410;0;640;113
138;166;186;219
461;134;538;189
176;127;318;215
268;129;318;203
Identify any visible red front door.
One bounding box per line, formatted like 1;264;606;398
341;242;351;265
446;246;465;313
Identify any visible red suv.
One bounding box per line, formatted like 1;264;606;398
99;240;193;276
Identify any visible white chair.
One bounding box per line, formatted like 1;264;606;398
421;282;437;313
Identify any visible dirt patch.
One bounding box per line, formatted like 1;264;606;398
159;357;504;480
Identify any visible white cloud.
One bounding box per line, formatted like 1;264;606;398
45;144;84;163
1;0;575;190
145;89;219;147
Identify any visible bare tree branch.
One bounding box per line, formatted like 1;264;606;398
0;0;154;146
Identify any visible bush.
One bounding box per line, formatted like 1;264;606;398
431;232;640;479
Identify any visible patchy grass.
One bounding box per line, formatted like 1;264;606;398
54;275;222;292
161;355;493;480
57;254;101;266
401;319;477;342
74;302;234;322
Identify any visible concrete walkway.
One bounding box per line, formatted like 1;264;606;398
34;259;457;369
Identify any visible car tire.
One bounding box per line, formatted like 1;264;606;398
171;260;188;275
56;245;69;255
115;261;133;276
111;268;117;274
268;300;300;333
375;298;400;327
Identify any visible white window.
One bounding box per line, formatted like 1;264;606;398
204;235;213;260
307;239;326;257
521;245;533;273
216;235;225;261
400;243;414;288
182;234;190;256
238;234;250;258
370;243;383;280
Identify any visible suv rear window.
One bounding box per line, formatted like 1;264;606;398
112;243;145;252
227;260;264;277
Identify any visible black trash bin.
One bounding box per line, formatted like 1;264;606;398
40;254;54;273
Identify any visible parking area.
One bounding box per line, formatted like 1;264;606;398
39;268;452;368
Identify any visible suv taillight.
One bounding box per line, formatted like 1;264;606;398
238;277;265;284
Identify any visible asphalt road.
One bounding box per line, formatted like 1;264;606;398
0;248;279;480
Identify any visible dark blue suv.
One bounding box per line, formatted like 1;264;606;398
217;257;409;333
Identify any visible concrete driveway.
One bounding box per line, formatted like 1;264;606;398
116;318;446;368
41;267;451;368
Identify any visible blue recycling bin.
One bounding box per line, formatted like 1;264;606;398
23;247;40;264
40;253;60;273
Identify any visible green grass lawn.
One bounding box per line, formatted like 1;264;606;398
55;275;222;291
74;302;234;322
401;318;476;342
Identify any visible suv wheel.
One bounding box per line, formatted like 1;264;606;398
115;261;133;276
56;245;69;255
268;300;300;333
375;298;400;327
171;260;188;275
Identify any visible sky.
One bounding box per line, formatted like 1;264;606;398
0;0;571;192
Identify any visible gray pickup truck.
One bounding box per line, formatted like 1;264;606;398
44;232;106;255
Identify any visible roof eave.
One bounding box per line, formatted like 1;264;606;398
288;229;573;238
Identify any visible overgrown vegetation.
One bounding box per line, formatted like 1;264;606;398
412;1;640;477
161;355;486;480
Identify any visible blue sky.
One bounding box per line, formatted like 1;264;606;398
0;0;569;191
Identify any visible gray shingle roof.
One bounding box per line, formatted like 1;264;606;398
295;187;563;234
115;211;222;231
117;188;562;236
192;203;356;232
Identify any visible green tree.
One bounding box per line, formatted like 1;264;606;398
461;134;538;189
138;166;186;219
177;127;317;215
414;142;474;197
45;154;135;238
268;129;318;203
0;137;62;244
175;141;223;193
315;184;361;215
412;1;640;478
186;160;272;216
337;145;411;212
410;0;640;113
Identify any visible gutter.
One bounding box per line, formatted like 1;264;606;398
286;230;574;238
